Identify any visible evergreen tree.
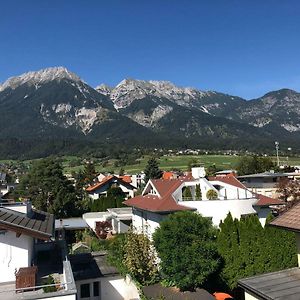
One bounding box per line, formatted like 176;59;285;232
183;187;193;200
195;184;202;200
217;213;298;290
84;161;96;183
217;213;241;290
18;157;82;218
144;157;163;183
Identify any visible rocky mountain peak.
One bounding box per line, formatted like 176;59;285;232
95;83;112;96
0;66;82;92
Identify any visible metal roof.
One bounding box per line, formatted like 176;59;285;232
0;207;54;240
238;268;300;299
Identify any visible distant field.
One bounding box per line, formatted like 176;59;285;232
1;155;300;175
62;154;300;175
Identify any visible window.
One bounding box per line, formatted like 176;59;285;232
93;281;100;296
80;283;90;298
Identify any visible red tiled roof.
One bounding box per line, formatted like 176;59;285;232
209;176;246;189
86;175;114;192
270;202;300;232
162;172;175;180
119;175;132;183
123;194;194;213
254;193;283;207
124;178;194;213
150;179;187;197
86;175;135;192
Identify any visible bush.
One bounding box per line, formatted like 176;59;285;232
206;189;218;200
153;211;220;291
42;275;57;293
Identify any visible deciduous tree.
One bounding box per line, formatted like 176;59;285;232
153;211;220;291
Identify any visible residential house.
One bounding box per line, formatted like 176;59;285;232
238;171;289;198
0;201;77;300
239;202;300;299
86;175;136;200
124;167;282;237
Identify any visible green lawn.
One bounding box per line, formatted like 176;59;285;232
2;154;300;175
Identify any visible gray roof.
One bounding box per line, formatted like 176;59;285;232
0;207;54;240
238;172;288;179
107;207;132;215
69;252;118;281
55;218;88;230
238;267;300;299
142;283;215;300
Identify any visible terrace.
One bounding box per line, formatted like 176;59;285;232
0;241;77;300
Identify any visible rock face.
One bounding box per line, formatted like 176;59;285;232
1;67;300;155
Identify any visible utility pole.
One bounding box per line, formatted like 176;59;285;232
275;141;280;167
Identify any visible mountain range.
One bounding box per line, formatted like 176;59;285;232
0;67;299;158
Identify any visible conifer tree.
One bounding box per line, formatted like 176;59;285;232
195;184;202;200
183;186;192;200
144;157;163;183
217;213;241;290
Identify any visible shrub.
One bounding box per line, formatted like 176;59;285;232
206;189;218;200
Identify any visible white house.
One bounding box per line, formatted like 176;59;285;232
124;167;283;237
83;207;132;235
0;202;54;283
0;202;78;300
86;175;136;200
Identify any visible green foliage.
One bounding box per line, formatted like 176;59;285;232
144;157;163;183
107;234;128;276
18;157;83;218
206;189;218;200
195;184;202;200
83;161;96;184
183;187;192;200
42;275;57;293
124;230;159;285
107;232;159;285
206;164;219;176
90;187;126;212
217;213;298;290
236;155;275;176
153;211;220;291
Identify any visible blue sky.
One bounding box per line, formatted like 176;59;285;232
1;0;300;99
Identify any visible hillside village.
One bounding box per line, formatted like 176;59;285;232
1;155;300;300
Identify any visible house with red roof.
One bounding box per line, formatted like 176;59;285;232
86;175;136;200
124;167;283;237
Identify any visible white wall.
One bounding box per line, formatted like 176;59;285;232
255;207;272;227
75;276;140;300
132;208;166;239
83;212;110;231
244;291;260;300
178;199;257;227
0;230;33;282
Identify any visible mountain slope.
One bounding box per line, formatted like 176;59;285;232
1;67;300;158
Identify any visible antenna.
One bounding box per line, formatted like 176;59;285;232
275;141;280;167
